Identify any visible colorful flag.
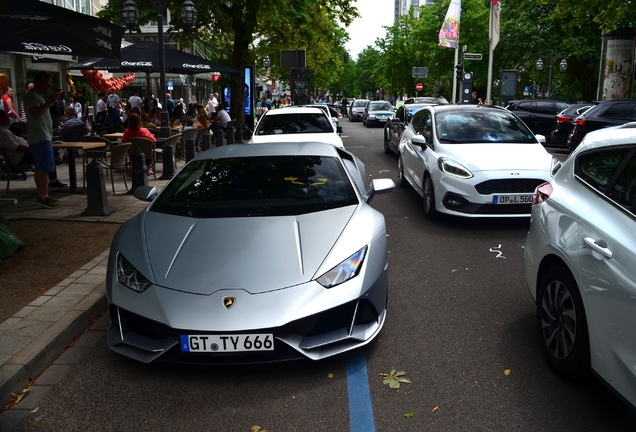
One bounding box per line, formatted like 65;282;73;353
490;0;501;50
438;0;462;49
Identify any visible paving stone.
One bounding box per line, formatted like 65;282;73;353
54;346;90;365
59;283;98;296
0;354;11;368
0;318;20;332
32;364;73;386
26;306;66;323
28;296;50;307
0;408;29;432
74;328;105;348
12;306;37;319
40;294;82;309
5;320;52;338
0;335;32;356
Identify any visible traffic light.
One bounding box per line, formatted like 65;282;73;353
455;64;464;81
344;52;349;64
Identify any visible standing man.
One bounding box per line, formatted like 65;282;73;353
75;89;89;123
166;92;175;115
24;72;62;208
205;93;217;116
340;95;349;118
107;87;121;114
470;91;480;104
128;90;142;112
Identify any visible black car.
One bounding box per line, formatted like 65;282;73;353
383;103;433;154
567;99;636;150
505;99;569;141
549;102;597;148
363;100;395;128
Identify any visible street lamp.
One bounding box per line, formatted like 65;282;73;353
536;52;567;99
122;0;198;138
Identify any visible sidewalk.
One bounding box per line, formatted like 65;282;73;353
0;156;181;426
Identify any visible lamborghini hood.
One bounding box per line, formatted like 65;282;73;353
143;206;356;295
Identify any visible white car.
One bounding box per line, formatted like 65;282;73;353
249;107;344;148
397;104;561;218
525;125;636;408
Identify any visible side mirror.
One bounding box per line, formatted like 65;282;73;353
337;125;343;134
535;134;546;144
133;186;158;202
411;135;428;149
364;178;396;204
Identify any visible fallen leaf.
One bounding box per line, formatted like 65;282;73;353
504;369;511;376
31;406;40;413
283;403;288;408
12;388;30;404
404;411;416;418
38;287;47;291
251;426;266;432
327;373;334;379
432;406;440;412
380;369;412;389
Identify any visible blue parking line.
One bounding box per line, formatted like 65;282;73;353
346;349;375;432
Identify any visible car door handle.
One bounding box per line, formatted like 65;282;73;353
583;237;613;259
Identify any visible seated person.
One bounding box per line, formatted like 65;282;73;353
0;111;66;188
182;118;194;130
122;113;156;175
123;106;141;129
103;106;122;127
141;112;158;132
151;107;163;127
210;103;232;129
196;112;208;130
59;107;86;141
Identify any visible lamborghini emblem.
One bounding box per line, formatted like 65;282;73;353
223;297;236;309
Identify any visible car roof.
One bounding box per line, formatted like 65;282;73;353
400;102;439;109
574;126;636;154
290;104;333;117
426;104;509;114
193;142;342;161
263;106;326;115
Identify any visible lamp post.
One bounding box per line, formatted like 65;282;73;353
122;0;197;138
536;52;567;98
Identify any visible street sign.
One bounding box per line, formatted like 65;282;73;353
167;81;173;90
412;67;428;78
415;83;423;91
463;53;482;60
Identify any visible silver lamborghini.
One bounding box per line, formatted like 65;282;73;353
106;142;395;363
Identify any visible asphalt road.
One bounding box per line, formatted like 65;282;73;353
13;120;636;431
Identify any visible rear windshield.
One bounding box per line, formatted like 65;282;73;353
435;110;536;143
150;156;359;218
256;113;333;135
353;100;368;107
369;102;393;111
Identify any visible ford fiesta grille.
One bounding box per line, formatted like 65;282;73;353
475;179;545;195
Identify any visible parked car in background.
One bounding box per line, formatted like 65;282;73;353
349;99;369;122
250;107;344;148
567;99;636;151
505;99;569;142
550;102;597;148
363;100;395;128
292;104;342;132
107;142;396;364
384;102;434;155
404;96;450;105
397;104;561;219
524;125;636;409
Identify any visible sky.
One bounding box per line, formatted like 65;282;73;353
344;0;395;61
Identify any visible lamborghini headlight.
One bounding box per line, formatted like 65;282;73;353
116;253;153;293
438;157;473;179
316;246;368;289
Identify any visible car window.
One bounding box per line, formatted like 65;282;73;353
576;148;632;192
599;102;635;120
556;102;568;113
516;101;532;112
411;109;429;135
434;110;536;143
256;113;333;135
395;106;405;122
369;102;393;111
151;155;359;218
421;112;433;142
406;106;426;123
608;154;636;211
530;101;555;115
353;100;368;107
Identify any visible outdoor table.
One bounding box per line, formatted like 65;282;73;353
52;142;107;191
102;132;124;140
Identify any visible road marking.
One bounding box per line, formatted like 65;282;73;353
346;349;375;431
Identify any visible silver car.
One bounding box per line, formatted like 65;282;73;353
349;99;369;122
107;142;395;363
524;125;636;408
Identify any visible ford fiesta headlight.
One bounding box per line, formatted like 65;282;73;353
316;246;367;288
438;157;473;179
116;253;153;293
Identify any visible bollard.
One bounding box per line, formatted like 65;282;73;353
82;158;115;216
234;123;243;143
127;148;148;195
226;123;234;145
159;143;175;180
201;132;211;152
213;124;224;147
185;136;196;162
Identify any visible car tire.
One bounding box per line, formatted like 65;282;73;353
422;173;438;219
536;264;590;379
384;129;392;154
397;155;409;188
366;120;371;128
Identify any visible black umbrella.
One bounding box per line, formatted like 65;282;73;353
0;0;125;59
68;41;240;75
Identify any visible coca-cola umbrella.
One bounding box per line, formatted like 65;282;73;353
68;41;239;75
0;0;125;59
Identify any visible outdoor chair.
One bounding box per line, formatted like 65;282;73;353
0;147;32;192
86;142;131;194
126;137;162;179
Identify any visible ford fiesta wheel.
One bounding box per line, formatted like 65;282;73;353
423;174;438;219
537;265;590;378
